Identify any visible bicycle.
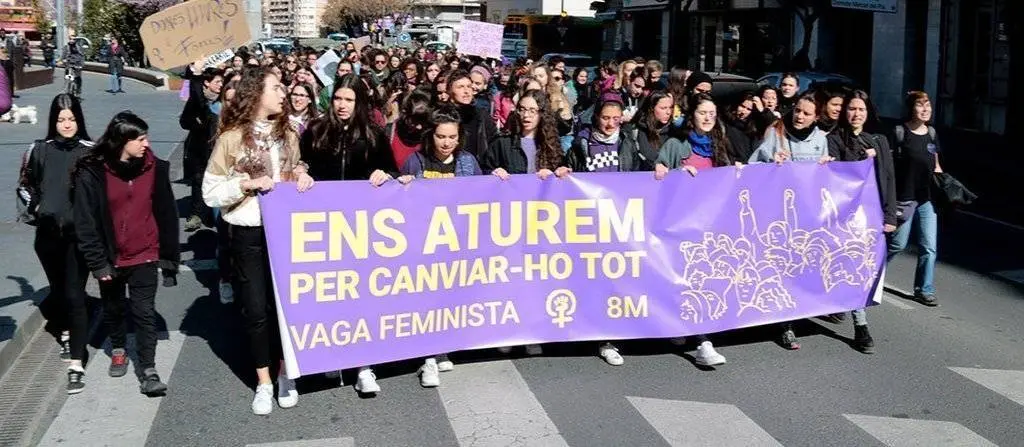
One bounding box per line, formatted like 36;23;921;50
64;66;82;99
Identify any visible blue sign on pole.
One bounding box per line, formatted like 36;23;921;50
399;32;411;43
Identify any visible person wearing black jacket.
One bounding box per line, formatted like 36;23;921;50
300;74;399;183
484;90;568;181
179;62;224;231
106;37;127;94
18;94;92;389
72;112;180;396
826;90;896;355
723;92;762;163
448;70;497;160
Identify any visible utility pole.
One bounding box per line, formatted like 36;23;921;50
76;0;83;32
55;0;67;55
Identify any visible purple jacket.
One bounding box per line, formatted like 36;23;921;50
0;68;11;116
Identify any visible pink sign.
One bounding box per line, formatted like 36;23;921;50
457;20;504;59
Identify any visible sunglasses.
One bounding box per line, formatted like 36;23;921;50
290;92;310;98
552;77;563;81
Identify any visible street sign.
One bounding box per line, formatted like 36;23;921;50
399;32;411;43
831;0;897;13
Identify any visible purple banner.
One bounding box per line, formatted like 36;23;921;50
261;161;886;378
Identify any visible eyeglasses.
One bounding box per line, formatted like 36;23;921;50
290;92;309;98
517;107;540;116
375;59;387;65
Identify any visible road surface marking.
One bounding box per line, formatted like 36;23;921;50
39;331;186;447
882;295;914;310
949;367;1024;407
247;438;354;447
844;414;997;447
438;360;569;447
627;397;783;447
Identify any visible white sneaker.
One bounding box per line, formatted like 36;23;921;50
496;346;513;354
252;383;274;415
276;374;298;408
669;337;687;346
525;344;543;356
694;341;726;366
599;343;624;366
355;368;380;394
219;281;234;304
436;354;454;372
419;360;440;388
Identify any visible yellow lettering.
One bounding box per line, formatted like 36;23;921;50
457;203;488;250
331;320;351;345
369;267;392;297
564;199;597;244
315;271;337;302
291;212;327;263
500;301;520;324
526;201;562;245
491;202;523;246
423;207;460;254
289;324;310;351
598;198;646;243
488;256;510;283
328;211;369;260
289;273;313;304
372;208;407;258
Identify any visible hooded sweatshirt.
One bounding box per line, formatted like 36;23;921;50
748;115;828;164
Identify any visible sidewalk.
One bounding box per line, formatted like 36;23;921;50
0;71;185;380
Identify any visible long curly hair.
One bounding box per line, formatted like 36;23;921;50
305;74;380;155
217;67;292;150
685;93;733;167
505;90;563;171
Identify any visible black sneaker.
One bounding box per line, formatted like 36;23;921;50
780;329;800;350
59;332;71;362
184;215;203;232
854;325;875;354
109;349;129;378
915;293;938;307
140;369;168;396
67;369;85;394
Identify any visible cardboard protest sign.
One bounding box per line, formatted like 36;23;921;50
313;50;340;86
139;0;252;70
456;20;503;59
352;36;371;49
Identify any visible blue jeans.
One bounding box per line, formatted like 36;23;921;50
886;201;938;296
109;71;122;91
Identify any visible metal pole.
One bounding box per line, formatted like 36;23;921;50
666;0;678;67
55;0;67;58
76;0;83;33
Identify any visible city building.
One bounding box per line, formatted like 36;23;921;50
486;0;596;23
408;0;482;36
262;0;326;38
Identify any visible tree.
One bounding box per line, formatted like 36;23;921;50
778;0;829;69
321;0;414;31
80;0;178;66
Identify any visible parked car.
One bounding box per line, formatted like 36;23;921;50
538;53;597;74
424;41;452;53
757;72;857;93
327;33;349;42
254;39;294;56
659;72;760;106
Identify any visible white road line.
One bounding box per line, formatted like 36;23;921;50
437;360;569;447
247;438;354;447
949;367;1024;407
956;210;1024;232
844;414;997;447
39;331;186;447
627;397;783;447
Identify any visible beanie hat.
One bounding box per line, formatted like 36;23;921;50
470;65;492;84
685;71;714;92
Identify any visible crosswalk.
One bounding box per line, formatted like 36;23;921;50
34;329;1024;447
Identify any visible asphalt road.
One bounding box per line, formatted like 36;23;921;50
2;73;1023;447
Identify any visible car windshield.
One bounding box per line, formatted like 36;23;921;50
266;43;293;54
564;56;595;68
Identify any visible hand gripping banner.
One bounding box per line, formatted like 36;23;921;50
261;161;886;378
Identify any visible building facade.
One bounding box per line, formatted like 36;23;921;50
262;0;326;38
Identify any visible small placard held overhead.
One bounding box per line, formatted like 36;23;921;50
139;0;253;70
456;20;504;59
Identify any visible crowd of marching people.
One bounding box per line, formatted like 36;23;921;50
16;40;945;415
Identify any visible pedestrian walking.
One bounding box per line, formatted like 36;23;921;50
18;94;93;393
72;111;180;396
203;66;315;415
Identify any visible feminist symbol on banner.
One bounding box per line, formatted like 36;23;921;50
546;289;577;328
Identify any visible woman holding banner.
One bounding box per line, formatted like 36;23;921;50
397;104;483;386
202;67;316;415
299;73;399;395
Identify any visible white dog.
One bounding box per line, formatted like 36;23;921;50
0;105;38;124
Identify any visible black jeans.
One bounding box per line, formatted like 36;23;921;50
189;152;212;222
100;263;159;369
34;224;89;360
230;225;281;369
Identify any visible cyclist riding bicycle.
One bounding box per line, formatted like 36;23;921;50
62;40;85;98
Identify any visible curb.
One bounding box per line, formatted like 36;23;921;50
0;300;47;380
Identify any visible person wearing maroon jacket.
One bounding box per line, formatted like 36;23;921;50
72;111;180;396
